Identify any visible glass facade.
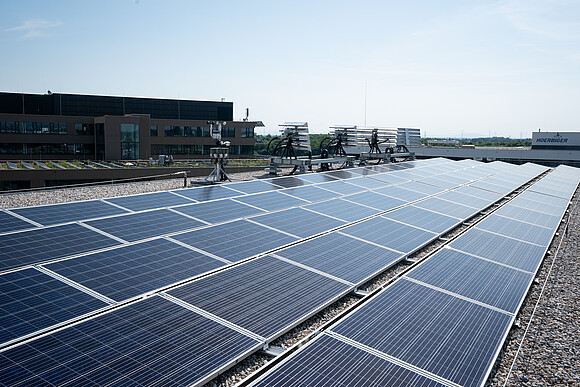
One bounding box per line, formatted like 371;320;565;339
120;124;139;159
0;143;92;156
241;127;254;138
0;121;67;135
75;123;94;135
221;127;235;138
150;125;158;136
164;126;210;137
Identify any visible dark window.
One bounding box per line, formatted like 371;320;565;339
150;125;158;136
120;124;139;159
75;123;94;135
241;128;254;138
221;127;235;138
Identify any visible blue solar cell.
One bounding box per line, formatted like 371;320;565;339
103;191;194;211
343;191;407;211
368;173;409;185
303;198;381;222
314;180;367;195
0;268;107;346
232;191;309;212
350;168;381;176
407;248;533;313
372;185;429;202
493;204;562;229
11;200;129;226
250;208;345;238
253;333;445;387
168;255;350;339
476;214;555;246
419;176;461;190
266;176;310;188
341;217;437;254
0;224;120;273
226;180;277;194
331;279;512;387
295;173;340;184
170;219;299;262
453;185;504;202
276;233;403;284
469;180;513;195
0;211;37;234
0;296;261;386
383;205;460;233
517;190;571;208
84;209;205;242
172;199;265;224
346;177;390;189
45;239;225;302
449;228;546;272
325;170;363;179
436;190;492;209
413;197;480;219
171;185;240;201
282;185;340;202
507;197;565;218
398;181;445;195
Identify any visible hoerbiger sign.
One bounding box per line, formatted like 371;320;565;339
532;132;580;149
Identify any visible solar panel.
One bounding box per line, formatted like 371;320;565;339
294;173;340;184
346;177;390;190
340;217;437;254
343;191;407;211
413;197;480;219
372;185;430;202
0;268;107;347
453;185;504;202
398;181;445;195
0;224;120;273
383;205;461;234
0;211;37;234
435;190;493;209
493;204;562;229
350;168;381;176
267;176;310;188
313;180;367;195
275;233;403;284
303;198;381;222
84;209;205;242
367;173;409;185
226;180;278;194
232;191;309;212
406;248;533;313
11;200;129;226
469;180;513;195
172;199;265;224
252;333;446;387
281;185;341;202
475;214;554;246
507;197;565;217
418;176;462;190
44;238;226;302
449;228;546;272
170;219;299;262
330;278;512;387
171;184;240;201
250;208;346;238
103;191;194;212
0;296;261;386
324;169;361;179
517;190;571;208
168;255;350;339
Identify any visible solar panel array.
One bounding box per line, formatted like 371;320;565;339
251;164;580;387
1;158;576;386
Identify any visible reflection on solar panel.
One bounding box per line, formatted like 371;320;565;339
346;177;390;190
413;197;480;219
103;191;194;211
253;333;445;387
436;190;492;209
11;200;128;226
250;208;345;238
406;248;532;313
172;199;265;224
343;191;407;211
507;197;565;217
281;185;340;202
419;176;462;190
314;180;366;195
0;268;107;347
45;239;225;302
275;233;403;284
372;185;429;202
168;255;350;339
0;224;120;273
295;173;339;184
517;190;571;208
232;191;309;212
454;185;504;202
493;204;562;229
449;228;546;272
172;184;239;201
324;170;360;179
469;180;513;195
0;296;261;386
266;176;307;189
368;173;409;185
383;205;460;234
304;198;380;222
84;209;205;242
341;217;437;254
330;279;512;387
170;219;299;262
226;180;277;194
475;214;554;246
0;211;36;234
399;181;445;195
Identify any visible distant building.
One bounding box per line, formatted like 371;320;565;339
0;92;258;160
531;131;580;151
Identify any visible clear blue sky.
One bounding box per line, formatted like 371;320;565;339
1;0;579;138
